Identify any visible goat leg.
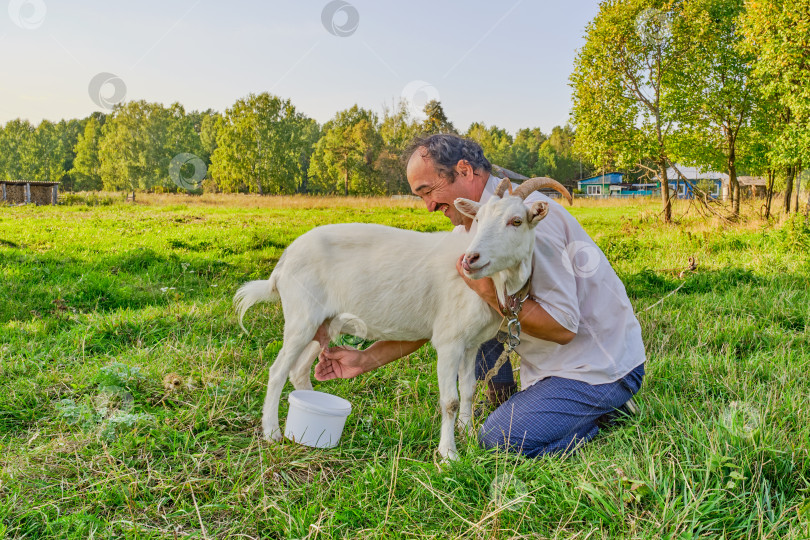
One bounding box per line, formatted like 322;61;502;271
456;347;478;439
434;342;465;461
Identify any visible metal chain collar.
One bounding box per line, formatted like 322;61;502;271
495;274;532;354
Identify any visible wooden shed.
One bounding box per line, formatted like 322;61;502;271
0;181;59;205
737;176;768;198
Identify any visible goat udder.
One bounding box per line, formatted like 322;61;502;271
314;321;331;349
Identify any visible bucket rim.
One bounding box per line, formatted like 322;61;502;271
288;390;352;416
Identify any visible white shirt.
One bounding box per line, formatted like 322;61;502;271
477;175;646;388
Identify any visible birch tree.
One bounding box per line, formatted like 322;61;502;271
571;0;691;222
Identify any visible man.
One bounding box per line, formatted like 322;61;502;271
315;134;645;458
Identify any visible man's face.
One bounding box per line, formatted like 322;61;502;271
407;151;479;227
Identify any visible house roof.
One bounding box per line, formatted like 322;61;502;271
491;164;529;181
738;176;767;186
0;181;60;186
579;172;623;185
665;165;728;181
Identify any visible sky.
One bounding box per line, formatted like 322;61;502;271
0;0;601;135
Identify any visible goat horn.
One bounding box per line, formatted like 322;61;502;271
494;176;512;198
512;177;573;205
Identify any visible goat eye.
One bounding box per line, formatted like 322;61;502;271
510;218;522;227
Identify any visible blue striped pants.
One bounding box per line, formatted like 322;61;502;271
475;338;644;458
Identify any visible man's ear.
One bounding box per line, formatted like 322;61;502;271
454;198;481;219
455;159;473;180
526;201;550;225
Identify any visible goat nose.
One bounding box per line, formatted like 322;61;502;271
465;252;480;265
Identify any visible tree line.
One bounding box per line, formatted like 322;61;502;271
571;0;810;220
0;96;592;197
2;0;806;220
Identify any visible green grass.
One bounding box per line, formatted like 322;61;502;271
0;197;808;539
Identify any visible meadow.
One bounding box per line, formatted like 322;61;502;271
0;194;808;539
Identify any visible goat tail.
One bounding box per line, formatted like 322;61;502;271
233;274;280;334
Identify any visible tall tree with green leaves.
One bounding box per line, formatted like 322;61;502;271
297;118;321;194
98;101;154;191
736;95;782;217
379;101;420;151
98;101;203;192
376;101;419;194
26;119;83;186
421;100;456;135
741;0;810;214
669;0;756;216
309;105;382;195
210;93;313;195
511;128;548;176
56;119;85;189
162;103;205;191
0;119;37;181
465;123;514;171
535;125;587;183
71;115;105;191
33;120;68;183
198;110;222;165
572;0;691;222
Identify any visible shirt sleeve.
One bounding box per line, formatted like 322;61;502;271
528;203;581;334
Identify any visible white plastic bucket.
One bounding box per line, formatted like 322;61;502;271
284;390;352;448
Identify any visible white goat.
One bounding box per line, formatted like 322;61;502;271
234;177;572;460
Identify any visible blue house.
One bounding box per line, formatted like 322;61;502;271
665;166;725;199
577;173;657;198
577;173;623;196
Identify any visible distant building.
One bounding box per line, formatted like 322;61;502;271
577;173;657;198
664;165;768;200
577;173;623;196
664;165;725;199
737;176;768;198
0;181;60;205
578;166;767;200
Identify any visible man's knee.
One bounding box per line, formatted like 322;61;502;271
478;422;543;457
478;423;520;452
478;412;599;458
478;412;531;454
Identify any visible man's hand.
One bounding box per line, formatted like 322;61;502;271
456;254;499;311
315;346;369;381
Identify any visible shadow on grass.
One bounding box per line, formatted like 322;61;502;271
628;268;808;358
622;267;763;298
0;246;256;322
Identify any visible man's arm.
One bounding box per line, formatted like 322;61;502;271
455;256;575;345
315;339;428;381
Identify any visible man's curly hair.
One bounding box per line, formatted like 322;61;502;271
405;134;492;182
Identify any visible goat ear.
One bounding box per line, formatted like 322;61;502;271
526;201;550;225
454;198;481;219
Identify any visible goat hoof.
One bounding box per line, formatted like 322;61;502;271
262;428;283;443
439;448;459;463
458;426;477;443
